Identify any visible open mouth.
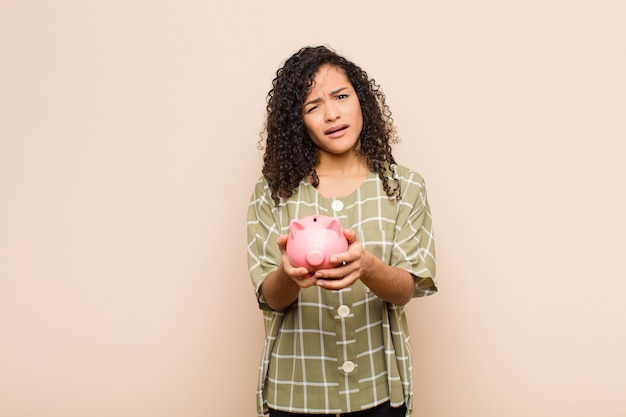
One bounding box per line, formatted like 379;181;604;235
324;124;349;136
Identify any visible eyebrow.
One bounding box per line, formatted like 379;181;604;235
304;87;349;107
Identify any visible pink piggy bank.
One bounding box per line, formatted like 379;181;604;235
286;215;349;272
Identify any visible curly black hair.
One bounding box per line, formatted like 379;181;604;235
260;45;401;206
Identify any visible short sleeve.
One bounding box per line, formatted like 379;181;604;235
247;177;282;310
391;169;437;298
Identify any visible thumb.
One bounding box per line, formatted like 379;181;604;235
343;228;358;244
276;234;289;249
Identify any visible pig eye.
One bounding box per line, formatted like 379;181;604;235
313;216;318;222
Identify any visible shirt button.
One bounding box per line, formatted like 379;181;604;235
338;305;350;318
342;361;355;374
332;200;344;211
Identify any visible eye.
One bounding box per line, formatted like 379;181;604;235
336;94;348;100
305;105;318;114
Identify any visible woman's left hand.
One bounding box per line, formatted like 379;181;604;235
313;229;416;305
313;229;369;291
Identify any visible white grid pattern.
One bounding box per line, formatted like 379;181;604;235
247;166;437;417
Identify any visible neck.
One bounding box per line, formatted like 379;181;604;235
315;152;369;177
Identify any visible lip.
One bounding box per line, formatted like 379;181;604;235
324;124;349;137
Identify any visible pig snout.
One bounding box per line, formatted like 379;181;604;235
305;249;325;267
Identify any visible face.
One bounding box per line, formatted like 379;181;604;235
302;65;363;158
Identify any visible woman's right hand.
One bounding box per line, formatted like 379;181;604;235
261;235;317;311
276;235;318;288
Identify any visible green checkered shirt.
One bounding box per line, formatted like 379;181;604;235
247;165;437;417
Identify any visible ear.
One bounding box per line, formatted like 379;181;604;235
289;219;306;239
325;217;343;236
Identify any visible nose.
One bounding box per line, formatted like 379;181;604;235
324;102;341;122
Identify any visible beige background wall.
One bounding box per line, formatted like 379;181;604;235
1;1;624;416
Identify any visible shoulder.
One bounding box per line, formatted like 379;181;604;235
392;164;427;191
253;175;269;189
250;176;269;197
248;176;274;209
250;175;312;209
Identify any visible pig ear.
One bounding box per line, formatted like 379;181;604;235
325;217;343;236
289;219;306;238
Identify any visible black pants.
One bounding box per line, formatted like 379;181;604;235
269;401;406;417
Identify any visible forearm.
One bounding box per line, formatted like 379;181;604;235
261;265;302;311
359;251;415;306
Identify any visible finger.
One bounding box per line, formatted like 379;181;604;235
316;277;341;289
316;274;356;290
276;234;289;249
294;273;318;288
343;229;358;244
286;266;310;278
314;262;350;280
328;256;348;267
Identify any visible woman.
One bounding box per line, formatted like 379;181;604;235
247;45;437;417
